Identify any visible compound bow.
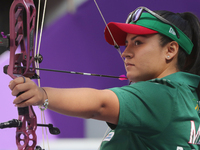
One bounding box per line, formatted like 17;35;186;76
0;0;60;150
0;0;127;149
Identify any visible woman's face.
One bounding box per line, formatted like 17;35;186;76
122;33;168;82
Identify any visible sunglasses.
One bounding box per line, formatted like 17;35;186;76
125;7;180;38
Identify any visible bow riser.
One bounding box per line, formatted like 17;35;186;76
9;0;37;150
8;0;36;79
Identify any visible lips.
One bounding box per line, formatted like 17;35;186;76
125;62;135;70
125;63;134;67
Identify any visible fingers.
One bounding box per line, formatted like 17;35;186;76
9;77;31;92
9;77;43;107
9;77;31;96
14;92;41;107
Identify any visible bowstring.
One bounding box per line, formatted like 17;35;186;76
94;0;124;62
34;0;50;149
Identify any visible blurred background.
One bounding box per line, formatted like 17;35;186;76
0;0;200;149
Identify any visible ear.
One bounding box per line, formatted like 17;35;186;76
165;41;179;60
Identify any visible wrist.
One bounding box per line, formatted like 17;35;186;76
39;87;49;111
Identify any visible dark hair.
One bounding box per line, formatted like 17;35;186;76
154;10;200;75
154;10;200;98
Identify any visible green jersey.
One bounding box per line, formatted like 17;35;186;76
100;72;200;150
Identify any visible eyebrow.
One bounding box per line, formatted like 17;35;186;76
125;35;147;44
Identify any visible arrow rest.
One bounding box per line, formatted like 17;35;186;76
3;65;40;79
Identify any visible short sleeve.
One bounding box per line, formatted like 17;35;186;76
109;80;176;137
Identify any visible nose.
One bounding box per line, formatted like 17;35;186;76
121;47;134;59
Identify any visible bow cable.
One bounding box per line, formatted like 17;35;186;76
94;0;124;62
34;0;50;149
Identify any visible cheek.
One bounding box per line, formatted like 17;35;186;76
139;47;163;62
136;52;153;67
135;51;163;73
141;54;166;77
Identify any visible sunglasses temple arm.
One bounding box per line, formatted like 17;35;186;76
145;8;180;38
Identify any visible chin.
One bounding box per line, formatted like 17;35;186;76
127;72;155;82
127;74;139;83
128;76;146;83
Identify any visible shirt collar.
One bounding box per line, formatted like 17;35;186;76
161;72;200;88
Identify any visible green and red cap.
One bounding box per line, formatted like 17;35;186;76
104;12;193;55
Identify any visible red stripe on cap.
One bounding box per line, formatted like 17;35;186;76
104;22;158;46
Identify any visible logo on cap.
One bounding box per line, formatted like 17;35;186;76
169;27;176;36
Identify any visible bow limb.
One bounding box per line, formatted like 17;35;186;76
7;0;37;149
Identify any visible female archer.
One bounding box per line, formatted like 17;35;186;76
9;7;200;149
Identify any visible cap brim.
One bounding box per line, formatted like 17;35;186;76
104;22;158;46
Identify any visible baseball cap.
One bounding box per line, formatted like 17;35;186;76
104;9;193;54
